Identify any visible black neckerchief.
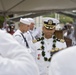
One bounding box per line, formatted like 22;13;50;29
21;33;29;48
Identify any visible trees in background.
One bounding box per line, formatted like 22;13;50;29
43;13;74;24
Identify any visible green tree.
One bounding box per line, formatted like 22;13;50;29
60;15;73;24
43;13;74;24
0;16;5;28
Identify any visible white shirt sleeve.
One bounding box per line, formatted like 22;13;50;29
13;34;23;44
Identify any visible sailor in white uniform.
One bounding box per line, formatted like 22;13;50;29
33;17;67;75
26;18;35;41
13;18;31;52
49;46;76;75
24;18;41;54
28;18;42;41
0;29;39;75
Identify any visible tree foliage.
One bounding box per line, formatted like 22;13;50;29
43;13;74;24
0;16;5;28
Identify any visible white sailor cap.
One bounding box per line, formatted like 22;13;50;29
28;18;35;23
43;17;59;29
20;18;30;25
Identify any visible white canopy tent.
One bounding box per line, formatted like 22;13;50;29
0;0;76;16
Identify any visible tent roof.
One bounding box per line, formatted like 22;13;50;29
0;0;76;15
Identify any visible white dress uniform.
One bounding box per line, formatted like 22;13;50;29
13;18;32;53
13;30;26;46
32;27;42;39
13;29;32;53
27;18;36;40
28;30;36;40
33;17;67;75
24;31;36;55
0;29;39;75
49;46;76;75
33;37;67;75
26;28;42;41
28;18;42;40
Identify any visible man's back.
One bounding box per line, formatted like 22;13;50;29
0;30;39;75
49;46;76;75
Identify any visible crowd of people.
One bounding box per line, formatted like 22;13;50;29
0;17;76;75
